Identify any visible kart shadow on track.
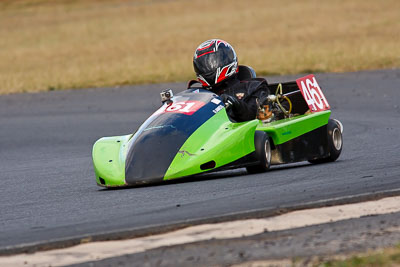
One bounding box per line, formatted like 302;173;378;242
98;162;317;191
98;169;249;191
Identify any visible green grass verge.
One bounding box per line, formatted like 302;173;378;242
317;244;400;267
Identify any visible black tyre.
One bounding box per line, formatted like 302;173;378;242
309;119;343;164
246;131;271;174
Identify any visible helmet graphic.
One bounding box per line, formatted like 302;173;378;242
193;39;238;88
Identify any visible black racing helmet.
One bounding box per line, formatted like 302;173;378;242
193;39;238;88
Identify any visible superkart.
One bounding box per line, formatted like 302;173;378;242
92;66;343;187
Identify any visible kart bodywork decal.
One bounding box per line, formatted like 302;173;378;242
156;101;206;116
177;150;196;158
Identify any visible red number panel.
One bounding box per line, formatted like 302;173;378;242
296;75;330;112
157;101;206;115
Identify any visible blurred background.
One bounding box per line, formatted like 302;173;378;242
0;0;399;94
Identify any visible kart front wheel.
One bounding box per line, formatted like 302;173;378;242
246;131;271;174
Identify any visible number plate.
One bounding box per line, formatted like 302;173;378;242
157;101;206;115
296;75;330;112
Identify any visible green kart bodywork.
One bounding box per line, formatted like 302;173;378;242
92;95;332;188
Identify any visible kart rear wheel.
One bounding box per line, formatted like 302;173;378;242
246;131;271;174
309;119;343;164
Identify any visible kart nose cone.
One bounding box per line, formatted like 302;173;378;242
125;125;191;185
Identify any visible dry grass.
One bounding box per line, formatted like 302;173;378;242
0;0;399;94
318;245;400;267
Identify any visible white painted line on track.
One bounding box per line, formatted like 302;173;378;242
2;196;400;267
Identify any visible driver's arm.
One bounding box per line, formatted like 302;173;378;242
221;94;258;122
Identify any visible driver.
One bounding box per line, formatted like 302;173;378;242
190;39;270;122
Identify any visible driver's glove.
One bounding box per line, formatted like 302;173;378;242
221;94;240;112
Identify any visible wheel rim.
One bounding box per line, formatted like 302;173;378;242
264;139;271;166
332;128;342;150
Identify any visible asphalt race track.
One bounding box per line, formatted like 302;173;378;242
0;69;399;252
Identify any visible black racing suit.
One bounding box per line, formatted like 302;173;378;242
187;75;270;122
213;76;270;122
